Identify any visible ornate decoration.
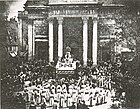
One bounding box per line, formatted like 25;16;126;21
57;17;63;24
66;46;71;52
48;17;54;23
56;47;77;70
82;17;89;24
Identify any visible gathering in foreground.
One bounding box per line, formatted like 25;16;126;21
18;77;112;109
2;57;129;109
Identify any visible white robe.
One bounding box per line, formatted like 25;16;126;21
60;93;65;107
51;85;56;94
67;93;72;107
72;89;78;103
84;91;90;105
68;85;73;95
49;93;54;106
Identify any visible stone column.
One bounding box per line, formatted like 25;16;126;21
28;20;34;59
92;17;98;65
49;18;54;62
82;17;89;66
32;21;35;57
18;19;22;49
57;17;63;58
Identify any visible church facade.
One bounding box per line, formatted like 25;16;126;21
18;0;124;65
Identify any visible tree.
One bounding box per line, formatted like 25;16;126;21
0;1;10;73
99;1;140;107
7;18;18;45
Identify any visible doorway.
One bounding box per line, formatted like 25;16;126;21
35;41;49;61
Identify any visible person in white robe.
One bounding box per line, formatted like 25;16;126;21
89;87;96;106
41;90;47;105
56;85;62;101
63;90;67;107
80;88;85;101
23;89;29;103
49;91;54;106
51;85;56;94
68;84;73;96
34;89;41;105
67;92;72;107
54;93;59;109
60;92;65;108
30;90;36;104
72;86;78;103
42;86;50;105
84;89;90;106
77;92;82;104
62;84;67;93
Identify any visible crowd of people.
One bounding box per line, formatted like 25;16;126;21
1;58;123;109
20;77;111;109
1;59;54;109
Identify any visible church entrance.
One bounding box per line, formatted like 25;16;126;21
35;41;49;61
63;17;83;61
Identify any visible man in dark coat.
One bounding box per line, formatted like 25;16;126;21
41;102;46;109
81;100;89;109
29;102;36;109
69;102;76;109
77;100;82;109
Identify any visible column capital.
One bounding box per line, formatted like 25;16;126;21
48;17;54;23
57;17;63;24
18;19;22;26
18;18;22;21
28;19;34;25
92;17;98;22
82;17;89;24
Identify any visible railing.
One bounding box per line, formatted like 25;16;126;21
49;0;98;4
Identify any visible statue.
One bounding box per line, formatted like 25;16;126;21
56;47;76;70
64;47;73;63
66;46;71;52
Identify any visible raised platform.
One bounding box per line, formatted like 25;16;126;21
56;70;75;78
55;50;77;78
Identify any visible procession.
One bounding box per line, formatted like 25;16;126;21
2;58;113;109
1;0;140;109
21;77;111;109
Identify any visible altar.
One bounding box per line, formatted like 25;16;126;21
56;47;77;78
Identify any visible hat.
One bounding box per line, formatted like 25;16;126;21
24;89;28;92
72;101;76;103
82;100;85;103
